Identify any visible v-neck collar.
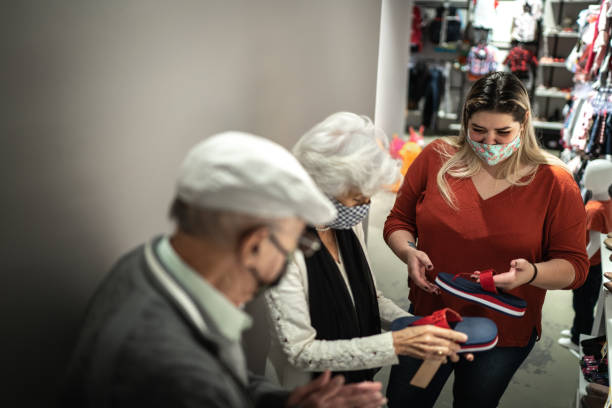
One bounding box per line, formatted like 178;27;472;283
468;176;515;202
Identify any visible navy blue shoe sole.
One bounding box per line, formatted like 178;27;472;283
391;315;498;354
434;272;526;317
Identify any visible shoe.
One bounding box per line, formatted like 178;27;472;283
560;329;571;337
558;337;579;353
391;308;498;354
434;270;527;317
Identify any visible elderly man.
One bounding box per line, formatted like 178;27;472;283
60;132;386;407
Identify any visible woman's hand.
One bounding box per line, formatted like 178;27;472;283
404;247;440;294
391;324;473;363
488;258;535;290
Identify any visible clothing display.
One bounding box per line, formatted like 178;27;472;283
264;223;409;389
511;0;542;43
407;62;446;129
429;6;462;44
472;0;498;30
504;46;538;76
467;44;498;78
561;86;612;158
411;5;423;52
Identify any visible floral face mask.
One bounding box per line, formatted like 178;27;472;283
466;133;522;166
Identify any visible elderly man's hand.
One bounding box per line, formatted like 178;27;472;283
286;370;386;408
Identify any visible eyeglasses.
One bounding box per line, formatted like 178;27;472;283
269;230;321;259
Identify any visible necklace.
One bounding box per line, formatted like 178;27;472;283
315;225;330;231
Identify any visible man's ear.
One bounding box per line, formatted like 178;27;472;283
238;227;269;267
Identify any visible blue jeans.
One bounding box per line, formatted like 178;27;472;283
387;329;537;408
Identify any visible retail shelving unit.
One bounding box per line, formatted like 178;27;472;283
406;0;471;132
533;0;594;149
576;333;598;406
532;119;564;129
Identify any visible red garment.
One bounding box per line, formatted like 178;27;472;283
504;46;538;74
411;6;423;51
384;140;589;347
585;200;612;265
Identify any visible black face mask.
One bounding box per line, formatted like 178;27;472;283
248;234;291;299
248;260;288;299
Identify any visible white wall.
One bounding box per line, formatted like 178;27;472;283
0;1;381;405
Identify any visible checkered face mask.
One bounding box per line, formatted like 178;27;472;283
326;198;370;230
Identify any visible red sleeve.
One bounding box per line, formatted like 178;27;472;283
383;141;443;242
586;202;606;233
543;168;589;289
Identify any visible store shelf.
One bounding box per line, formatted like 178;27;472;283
540;61;568;67
414;0;469;8
551;0;598;3
535;88;570;98
544;31;580;38
533;120;564;130
438;111;458;120
576;334;598;408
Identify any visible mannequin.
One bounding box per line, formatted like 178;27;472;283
559;159;612;352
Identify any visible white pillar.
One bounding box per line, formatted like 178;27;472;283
367;0;412;242
374;0;413;139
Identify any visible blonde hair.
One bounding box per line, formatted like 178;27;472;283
436;72;569;209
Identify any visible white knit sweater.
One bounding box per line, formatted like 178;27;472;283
264;223;410;389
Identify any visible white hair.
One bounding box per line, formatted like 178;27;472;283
292;112;400;197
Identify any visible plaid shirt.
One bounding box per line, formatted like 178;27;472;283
503;46;538;73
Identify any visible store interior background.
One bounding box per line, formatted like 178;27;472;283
1;1;592;407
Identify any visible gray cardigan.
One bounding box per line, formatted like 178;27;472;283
60;237;289;407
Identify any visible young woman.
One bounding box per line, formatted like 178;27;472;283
384;72;589;407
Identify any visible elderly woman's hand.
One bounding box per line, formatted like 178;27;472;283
404;247;440;294
391;325;473;363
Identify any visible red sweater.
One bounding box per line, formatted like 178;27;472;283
384;140;589;347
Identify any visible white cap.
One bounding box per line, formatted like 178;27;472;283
176;131;336;225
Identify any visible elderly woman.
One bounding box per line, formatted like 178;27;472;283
264;112;469;389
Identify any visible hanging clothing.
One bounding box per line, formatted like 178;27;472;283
504;46;538;75
512;12;539;42
423;68;446;129
411;6;423;52
467;44;498;77
473;0;498;30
